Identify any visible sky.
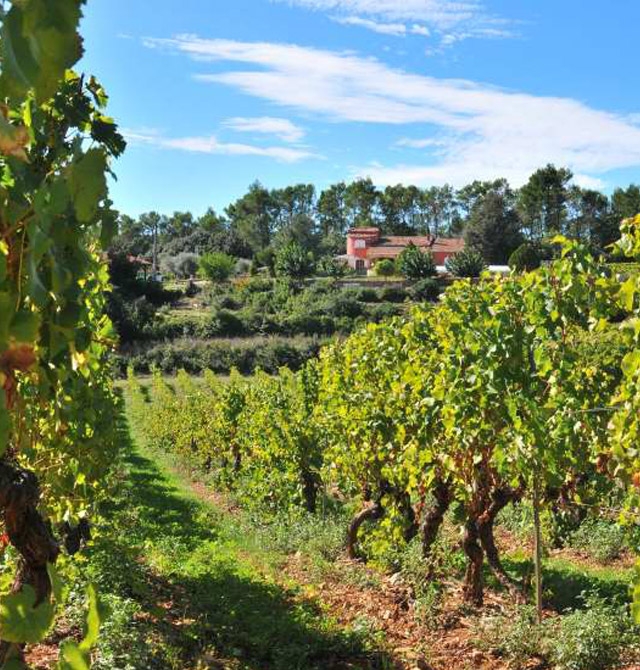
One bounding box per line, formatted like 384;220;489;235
80;0;640;218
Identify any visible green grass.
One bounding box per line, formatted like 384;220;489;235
81;407;392;670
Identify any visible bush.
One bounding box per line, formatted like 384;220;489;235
378;287;407;303
317;255;346;278
411;278;441;302
353;287;380;303
368;303;402;322
235;258;252;276
546;594;633;670
374;259;396;277
115;337;325;377
397;243;436;279
445;248;486;278
199;251;236;282
569;519;627;563
163;252;200;279
275;242;314;279
509;242;543;272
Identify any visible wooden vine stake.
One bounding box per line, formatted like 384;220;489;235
532;468;543;624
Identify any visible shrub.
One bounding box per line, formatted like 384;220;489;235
173;252;200;278
374;259;396;277
353;287;380;303
509;242;543;272
411;278;441;302
368;303;402;322
275;242;314;278
322;293;363;318
210;308;247;337
115;337;325;377
199;251;236;282
317;255;347;278
397;243;437;279
378;287;407;303
235;258;252;276
546;594;633;670
445;248;486;278
479;605;544;667
569;518;627;564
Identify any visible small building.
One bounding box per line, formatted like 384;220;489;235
341;227;464;274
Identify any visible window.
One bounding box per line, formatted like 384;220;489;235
354;239;366;249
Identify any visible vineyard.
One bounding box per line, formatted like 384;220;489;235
122;221;640;667
1;1;640;669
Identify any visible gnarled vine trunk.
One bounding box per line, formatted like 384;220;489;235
477;486;524;600
347;501;383;559
421;479;451;559
462;517;484;606
0;462;59;661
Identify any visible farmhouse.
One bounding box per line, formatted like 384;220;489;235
341;227;464;274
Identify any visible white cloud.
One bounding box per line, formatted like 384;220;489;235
223;116;305;142
395;137;448;149
124;129;319;163
144;36;640;187
332;15;409;36
273;0;514;42
331;15;431;37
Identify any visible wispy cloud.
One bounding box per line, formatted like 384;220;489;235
124;128;319;163
331;15;430;37
143;36;640;188
273;0;515;44
223;116;305;143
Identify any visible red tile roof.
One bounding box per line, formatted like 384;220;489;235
367;237;464;259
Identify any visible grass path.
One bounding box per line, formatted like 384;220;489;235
84;409;393;670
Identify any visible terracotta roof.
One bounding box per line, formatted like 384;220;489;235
380;236;434;247
367;237;464;259
347;227;380;234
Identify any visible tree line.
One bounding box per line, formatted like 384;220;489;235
112;165;640;270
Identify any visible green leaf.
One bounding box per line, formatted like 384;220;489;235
0;0;84;103
9;310;40;343
68;149;107;223
0;585;55;643
57;641;89;670
619;277;637;312
79;584;100;651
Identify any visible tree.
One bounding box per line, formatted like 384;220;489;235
345;178;380;228
464;191;523;264
275;242;314;278
272;213;319;253
379;185;425;234
397;243;437;279
456;178;513;219
567;187;613;251
375;259;396;277
518;165;573;240
226;181;275;252
317;182;349;236
200;252;236;282
423;185;459;236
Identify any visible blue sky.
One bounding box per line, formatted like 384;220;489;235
80;0;640;218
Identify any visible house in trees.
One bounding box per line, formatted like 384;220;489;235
341;227;464;274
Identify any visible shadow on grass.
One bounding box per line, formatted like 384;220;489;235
500;556;630;612
90;409;396;670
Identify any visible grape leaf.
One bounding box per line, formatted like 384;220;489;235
0;0;84;103
0;585;54;643
67;149;107;223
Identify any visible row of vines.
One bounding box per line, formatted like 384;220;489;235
130;219;640;614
